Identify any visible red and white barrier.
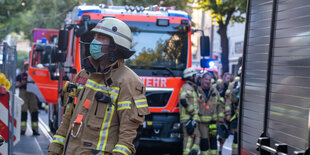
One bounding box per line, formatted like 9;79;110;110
0;93;23;155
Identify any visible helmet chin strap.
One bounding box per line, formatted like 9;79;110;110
108;45;119;62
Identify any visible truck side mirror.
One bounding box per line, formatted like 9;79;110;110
69;67;77;74
200;36;210;57
58;29;69;51
75;23;88;37
48;46;66;63
75;15;90;37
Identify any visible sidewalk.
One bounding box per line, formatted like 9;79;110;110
13;110;51;155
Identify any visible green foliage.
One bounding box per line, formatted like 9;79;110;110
1;0;189;41
0;0;32;40
196;0;246;26
17;50;28;69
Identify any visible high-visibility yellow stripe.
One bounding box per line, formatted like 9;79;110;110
135;99;148;108
185;137;192;154
230;114;237;122
118;101;131;104
225;106;231;111
96;90;118;154
220;97;224;102
21;121;26;126
87;79;120;91
135;99;146;103
192;144;200;150
54;135;65;140
209;124;216;129
112;144;132;155
218;112;224;117
52;135;65;145
85;84;118;96
226;90;231;94
180;115;190;120
85;79;119;95
117;101;131;111
200;116;212;122
32;122;38;127
201;150;208;155
193;115;200;121
209;149;217;155
117;107;131;111
232;143;238;148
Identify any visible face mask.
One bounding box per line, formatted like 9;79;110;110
90;39;105;60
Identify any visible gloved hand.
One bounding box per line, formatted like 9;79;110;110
48;142;63;155
185;119;196;135
180;99;188;108
220;124;227;131
188;149;198;155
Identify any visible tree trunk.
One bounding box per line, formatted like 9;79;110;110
218;24;229;74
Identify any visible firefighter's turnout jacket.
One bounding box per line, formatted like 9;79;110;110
197;85;222;124
48;57;150;155
197;85;222;155
179;81;200;154
215;81;232;121
179;81;200;123
227;77;240;155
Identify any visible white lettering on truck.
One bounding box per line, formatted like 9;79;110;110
140;77;167;87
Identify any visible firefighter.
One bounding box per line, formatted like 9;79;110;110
197;73;222;155
16;61;40;136
179;67;200;155
227;67;242;155
48;18;150;155
215;72;233;154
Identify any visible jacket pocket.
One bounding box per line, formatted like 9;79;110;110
129;95;150;124
86;100;108;131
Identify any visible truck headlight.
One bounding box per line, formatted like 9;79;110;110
170;122;181;138
172;123;180;130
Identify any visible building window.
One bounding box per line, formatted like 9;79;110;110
235;41;244;54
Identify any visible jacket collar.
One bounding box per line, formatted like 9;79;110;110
82;56;124;74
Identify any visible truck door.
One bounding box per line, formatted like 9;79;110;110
27;44;58;104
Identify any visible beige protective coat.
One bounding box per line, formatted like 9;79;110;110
48;57;150;155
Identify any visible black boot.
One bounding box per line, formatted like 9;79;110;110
21;130;26;135
32;129;40;136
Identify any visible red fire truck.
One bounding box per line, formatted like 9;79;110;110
29;4;209;154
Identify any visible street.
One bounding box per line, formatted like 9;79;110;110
13;109;51;155
12;109;233;155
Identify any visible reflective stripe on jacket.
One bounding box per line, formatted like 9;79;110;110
197;86;222;123
179;81;200;122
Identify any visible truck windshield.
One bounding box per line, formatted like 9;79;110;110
80;20;189;75
125;21;188;71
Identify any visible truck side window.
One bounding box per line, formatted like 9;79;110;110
31;45;52;68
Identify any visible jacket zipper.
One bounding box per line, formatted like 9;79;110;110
79;88;86;101
63;129;71;155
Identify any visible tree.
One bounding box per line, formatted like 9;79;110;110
10;0;79;40
196;0;247;73
0;0;32;40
